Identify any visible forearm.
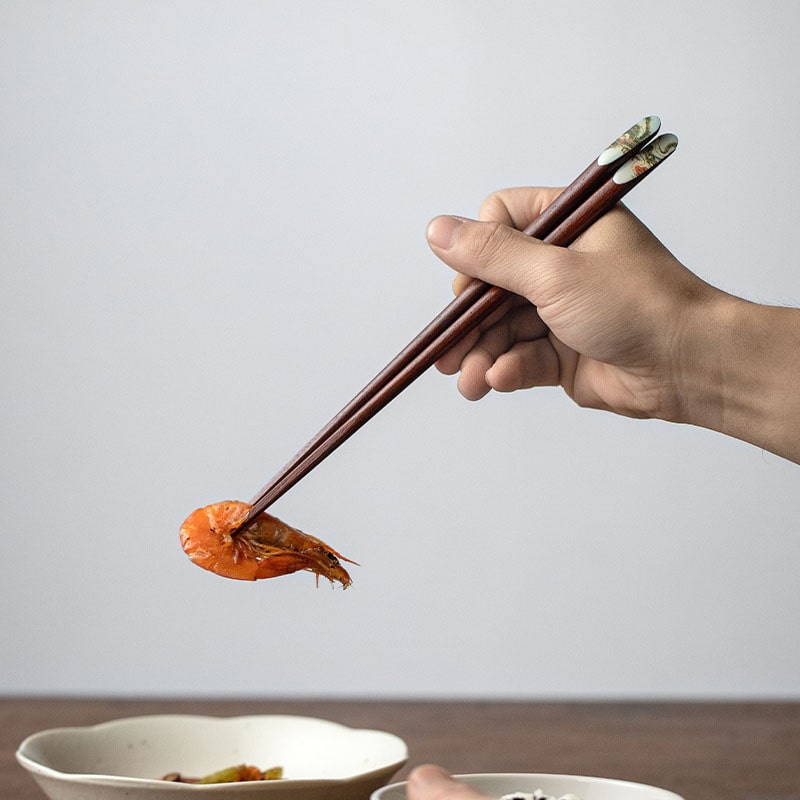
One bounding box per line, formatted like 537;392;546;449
669;293;800;463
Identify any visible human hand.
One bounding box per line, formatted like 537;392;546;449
407;764;492;800
426;187;717;422
426;187;800;463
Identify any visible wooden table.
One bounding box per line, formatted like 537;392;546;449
3;698;799;800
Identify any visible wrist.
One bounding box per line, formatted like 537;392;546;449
667;290;800;462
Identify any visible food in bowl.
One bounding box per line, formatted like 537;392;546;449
502;793;582;800
161;763;283;783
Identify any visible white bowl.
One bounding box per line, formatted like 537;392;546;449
372;773;684;800
16;714;408;800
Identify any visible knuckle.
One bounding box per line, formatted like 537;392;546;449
468;220;509;264
478;192;506;222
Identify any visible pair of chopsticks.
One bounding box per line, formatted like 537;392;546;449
233;116;678;534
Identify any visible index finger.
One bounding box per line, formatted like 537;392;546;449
407;765;492;800
478;186;565;228
448;186;565;294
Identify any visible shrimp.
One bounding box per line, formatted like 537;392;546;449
179;501;356;588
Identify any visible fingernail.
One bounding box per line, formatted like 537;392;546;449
427;215;467;250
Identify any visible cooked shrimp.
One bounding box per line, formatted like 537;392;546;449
180;501;355;588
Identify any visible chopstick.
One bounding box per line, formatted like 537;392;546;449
233;121;676;534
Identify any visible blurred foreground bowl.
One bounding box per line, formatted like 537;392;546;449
372;772;684;800
17;714;408;800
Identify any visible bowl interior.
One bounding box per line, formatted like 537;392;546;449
372;773;684;800
18;714;408;782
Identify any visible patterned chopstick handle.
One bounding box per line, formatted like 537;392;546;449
597;115;661;166
613;133;679;184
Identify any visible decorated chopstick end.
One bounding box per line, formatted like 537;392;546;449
597;115;661;166
612;133;678;185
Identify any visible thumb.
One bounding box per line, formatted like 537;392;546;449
407;765;490;800
427;215;559;302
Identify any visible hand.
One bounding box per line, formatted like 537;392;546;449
407;765;491;800
427;187;715;421
426;187;800;463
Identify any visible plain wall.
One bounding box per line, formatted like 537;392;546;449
2;0;799;698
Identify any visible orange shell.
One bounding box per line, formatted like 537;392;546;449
179;500;354;587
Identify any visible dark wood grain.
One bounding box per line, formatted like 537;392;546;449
4;697;800;800
238;160;609;529
238;133;671;528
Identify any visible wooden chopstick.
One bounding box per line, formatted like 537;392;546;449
234;124;676;534
238;118;661;526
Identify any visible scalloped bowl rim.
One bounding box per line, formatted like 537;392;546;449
16;714;409;790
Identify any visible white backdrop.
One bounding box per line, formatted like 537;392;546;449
2;0;799;698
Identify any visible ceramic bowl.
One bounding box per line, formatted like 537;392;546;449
17;714;408;800
371;772;684;800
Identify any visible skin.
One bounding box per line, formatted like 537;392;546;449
408;766;488;800
426;187;800;464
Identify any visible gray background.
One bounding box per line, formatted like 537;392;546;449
2;0;798;698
